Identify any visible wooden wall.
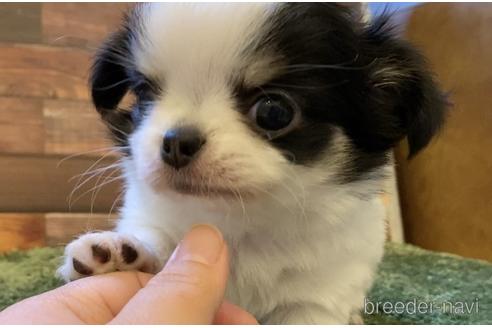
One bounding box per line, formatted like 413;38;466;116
0;3;129;251
397;3;492;261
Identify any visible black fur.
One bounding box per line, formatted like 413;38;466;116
90;28;133;149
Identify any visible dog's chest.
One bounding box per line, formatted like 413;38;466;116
222;221;333;320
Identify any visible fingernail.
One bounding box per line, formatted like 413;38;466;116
172;224;224;265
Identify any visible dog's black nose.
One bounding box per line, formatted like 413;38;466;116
161;126;205;169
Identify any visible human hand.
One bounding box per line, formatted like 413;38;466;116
0;225;257;324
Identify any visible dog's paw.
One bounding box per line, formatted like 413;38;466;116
57;231;159;282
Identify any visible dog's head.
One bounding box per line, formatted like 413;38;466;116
91;3;447;198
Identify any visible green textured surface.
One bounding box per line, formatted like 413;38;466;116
0;243;491;324
0;247;63;310
364;243;491;324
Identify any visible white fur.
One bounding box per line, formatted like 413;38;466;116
116;164;387;324
60;4;388;324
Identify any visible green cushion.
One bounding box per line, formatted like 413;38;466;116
0;243;490;324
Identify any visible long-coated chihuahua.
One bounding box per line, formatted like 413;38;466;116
58;3;447;324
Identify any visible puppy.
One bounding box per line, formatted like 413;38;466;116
58;3;447;324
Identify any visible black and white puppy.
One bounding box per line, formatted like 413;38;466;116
59;3;447;324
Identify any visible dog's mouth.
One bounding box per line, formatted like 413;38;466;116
165;176;251;199
171;181;235;197
152;161;254;199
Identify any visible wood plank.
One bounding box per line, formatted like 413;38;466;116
0;97;45;154
45;213;116;246
43;99;111;155
0;214;45;252
42;3;130;48
0;3;41;44
0;96;113;157
0;154;123;213
0;213;116;251
0;44;91;101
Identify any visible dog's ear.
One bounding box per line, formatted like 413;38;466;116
361;15;449;158
90;28;134;146
90;29;132;116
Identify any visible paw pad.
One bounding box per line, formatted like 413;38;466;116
121;243;138;264
72;258;93;276
91;244;111;263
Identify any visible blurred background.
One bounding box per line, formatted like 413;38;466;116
0;3;490;262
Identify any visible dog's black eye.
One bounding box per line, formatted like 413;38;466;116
130;71;159;102
255;98;293;130
133;79;155;101
249;92;298;138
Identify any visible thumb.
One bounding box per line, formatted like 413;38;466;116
110;224;228;324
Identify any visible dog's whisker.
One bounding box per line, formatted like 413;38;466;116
68;161;122;182
58;147;125;168
93;77;133;91
68;151;119;210
103;118;132;138
70;175;124;210
108;191;124;220
90;167;121;214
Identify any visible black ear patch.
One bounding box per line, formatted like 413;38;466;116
90;28;134;148
91;29;132;114
360;15;449;158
